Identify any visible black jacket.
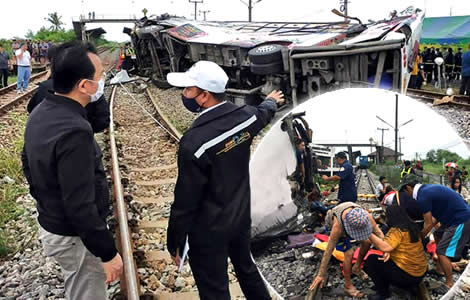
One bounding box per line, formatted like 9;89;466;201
22;93;116;262
28;79;110;133
166;99;277;256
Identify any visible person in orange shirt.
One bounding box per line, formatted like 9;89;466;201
365;205;427;300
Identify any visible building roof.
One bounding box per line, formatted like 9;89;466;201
368;146;402;157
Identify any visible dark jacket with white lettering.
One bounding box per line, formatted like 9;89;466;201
166;99;277;256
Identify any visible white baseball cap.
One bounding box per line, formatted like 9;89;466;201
167;61;228;93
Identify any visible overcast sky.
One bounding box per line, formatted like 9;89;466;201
2;0;470;41
288;88;470;160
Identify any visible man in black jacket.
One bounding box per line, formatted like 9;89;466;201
21;41;122;300
27;45;110;134
166;61;283;300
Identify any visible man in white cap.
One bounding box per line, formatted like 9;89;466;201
165;60;284;300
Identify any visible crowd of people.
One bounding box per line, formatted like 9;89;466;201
0;39;54;90
410;44;470;95
10;36;470;300
306;151;470;299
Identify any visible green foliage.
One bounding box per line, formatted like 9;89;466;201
0;113;28;257
32;27;76;43
425;149;462;164
46;12;64;31
0;39;13;56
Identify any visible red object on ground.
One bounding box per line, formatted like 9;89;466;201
314;234;329;242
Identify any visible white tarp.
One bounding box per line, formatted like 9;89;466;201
250;121;298;238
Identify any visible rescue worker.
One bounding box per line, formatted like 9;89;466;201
165;60;284;300
322;152;357;203
401;176;470;290
400;160;415;180
309;202;385;298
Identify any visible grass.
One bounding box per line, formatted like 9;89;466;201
7;75;17;86
0;112;28;257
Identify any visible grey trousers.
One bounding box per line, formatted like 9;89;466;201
39;226;107;300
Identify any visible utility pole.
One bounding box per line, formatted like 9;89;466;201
240;0;262;22
394;94;399;164
399;136;405;161
340;0;350;21
377;127;389;164
189;0;203;20
199;9;210;21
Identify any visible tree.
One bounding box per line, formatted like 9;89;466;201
25;30;35;39
47;12;64;31
142;8;148;17
426;149;437;163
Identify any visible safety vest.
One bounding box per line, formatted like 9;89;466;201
400;167;411;178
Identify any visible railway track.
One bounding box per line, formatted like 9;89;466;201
107;78;268;299
107;83;192;299
0;70;49;116
407;88;470;109
355;168;380;209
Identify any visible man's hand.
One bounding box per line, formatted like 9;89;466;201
267;90;284;104
171;254;182;266
379;252;390;262
309;275;325;290
102;253;123;284
322;175;328;180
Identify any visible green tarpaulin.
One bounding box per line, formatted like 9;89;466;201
421;15;470;45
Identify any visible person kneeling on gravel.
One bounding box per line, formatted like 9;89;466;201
365;205;427;300
309;202;384;298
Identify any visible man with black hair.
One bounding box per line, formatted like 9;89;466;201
400;176;470;289
165;60;283;300
294;137;306;191
400;160;415;179
0;44;10;88
15;42;31;93
27;45;110;134
21;41;122;300
376;176;387;202
322;152;357;203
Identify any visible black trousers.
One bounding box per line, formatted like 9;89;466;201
460;76;470;95
364;254;424;297
0;68;8;88
188;227;270;300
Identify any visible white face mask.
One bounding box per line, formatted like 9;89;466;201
89;79;105;102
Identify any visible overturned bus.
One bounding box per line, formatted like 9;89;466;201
125;6;424;105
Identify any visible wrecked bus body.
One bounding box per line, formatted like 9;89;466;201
126;7;424;106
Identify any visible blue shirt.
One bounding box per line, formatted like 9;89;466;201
463;50;470;77
416;184;470;227
337;160;357;203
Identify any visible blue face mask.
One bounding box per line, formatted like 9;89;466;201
181;94;203;113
